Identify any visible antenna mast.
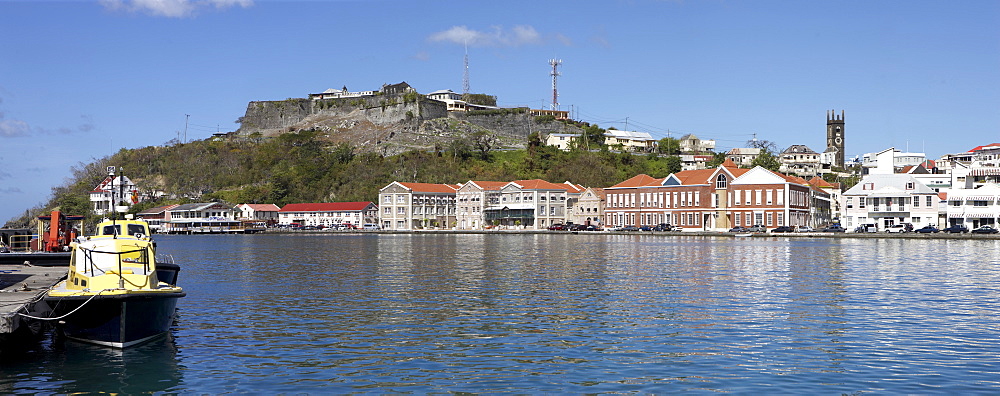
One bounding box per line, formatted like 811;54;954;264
463;42;470;95
549;59;562;110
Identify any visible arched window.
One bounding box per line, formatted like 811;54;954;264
716;174;727;189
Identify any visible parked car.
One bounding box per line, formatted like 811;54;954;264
621;226;640;232
822;225;846;232
583;225;600;231
855;223;878;233
771;226;795;233
885;224;909;233
363;223;381;230
652;223;674;232
747;225;766;233
728;226;749;233
943;224;969;234
915;225;939;233
568;224;589;231
972;225;999;234
547;224;567;231
796;226;814;233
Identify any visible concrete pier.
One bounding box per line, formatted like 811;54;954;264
0;263;66;342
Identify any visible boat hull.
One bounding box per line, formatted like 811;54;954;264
47;292;185;348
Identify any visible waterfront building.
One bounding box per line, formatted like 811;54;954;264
604;160;824;230
569;187;605;226
455;181;507;230
163;202;241;233
237;204;280;225
483;180;584;229
944;183;1000;229
278;202;377;228
378;182;460;230
809;177;842;224
841;174;938;231
135;204;178;233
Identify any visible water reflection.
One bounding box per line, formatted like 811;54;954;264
2;234;999;393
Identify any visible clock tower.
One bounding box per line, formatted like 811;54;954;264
825;109;845;168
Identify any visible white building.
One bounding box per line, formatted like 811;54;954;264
945;184;1000;229
455;181;507;230
604;130;657;152
164;202;241;233
779;144;822;177
862;148;926;175
841;174;939;231
726;148;761;168
278;202;378;227
483;179;584;229
545;133;580;151
90;174;139;216
679;134;716;153
236;204;280;224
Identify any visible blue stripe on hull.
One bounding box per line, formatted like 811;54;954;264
51;294;183;348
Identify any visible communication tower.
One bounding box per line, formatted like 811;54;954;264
549;59;562;110
463;43;470;95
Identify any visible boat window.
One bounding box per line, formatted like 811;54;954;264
127;224;146;235
102;225;121;235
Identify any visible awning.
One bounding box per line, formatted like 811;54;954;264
968;169;1000;176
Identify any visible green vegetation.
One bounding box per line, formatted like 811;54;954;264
462;93;497;107
5;131;704;227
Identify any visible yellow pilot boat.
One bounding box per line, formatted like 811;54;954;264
45;218;185;348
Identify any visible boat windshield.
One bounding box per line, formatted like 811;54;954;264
101;224;147;236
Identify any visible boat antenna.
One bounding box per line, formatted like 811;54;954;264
108;166;119;239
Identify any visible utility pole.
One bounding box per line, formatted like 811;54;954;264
184;114;190;143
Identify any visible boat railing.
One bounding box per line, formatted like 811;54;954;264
8;234;40;252
80;246;153;279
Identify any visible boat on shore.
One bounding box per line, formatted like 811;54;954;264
44;217;184;348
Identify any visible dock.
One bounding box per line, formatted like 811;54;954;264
0;263;66;343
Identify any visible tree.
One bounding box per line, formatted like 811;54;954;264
664;155;682;174
657;137;680;155
706;152;728;168
746;137;779;153
471;130;498;160
751;148;782;172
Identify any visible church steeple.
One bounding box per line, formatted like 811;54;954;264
826;109;845;168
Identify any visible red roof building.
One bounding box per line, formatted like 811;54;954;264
604;162;829;230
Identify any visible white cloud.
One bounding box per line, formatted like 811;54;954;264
100;0;253;18
429;25;545;48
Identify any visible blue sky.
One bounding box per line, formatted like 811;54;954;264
1;0;998;222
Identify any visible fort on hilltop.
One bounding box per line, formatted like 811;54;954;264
235;82;578;156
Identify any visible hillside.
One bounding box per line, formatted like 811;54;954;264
3;129;680;228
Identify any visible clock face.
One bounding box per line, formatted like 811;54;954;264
835;137;843;145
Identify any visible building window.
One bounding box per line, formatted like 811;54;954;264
716;174;727;189
860;198;866;208
846;197;853;209
926;196;933;207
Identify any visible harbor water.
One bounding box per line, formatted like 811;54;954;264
2;233;999;393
